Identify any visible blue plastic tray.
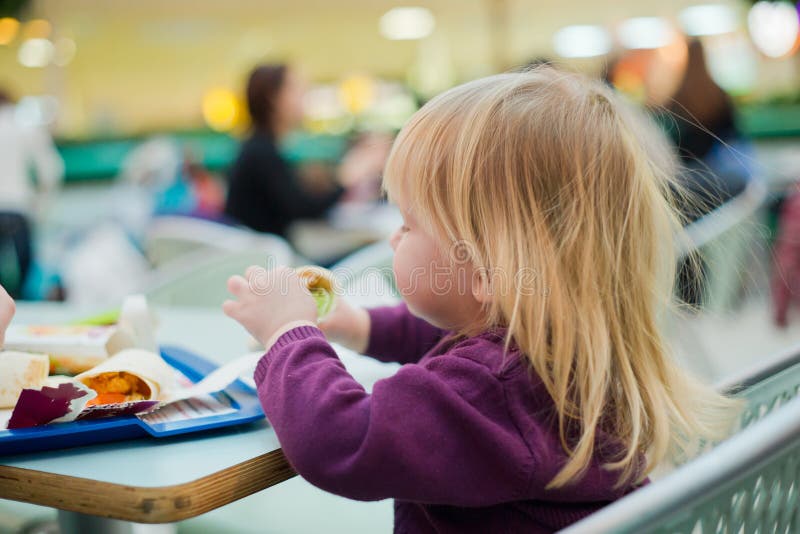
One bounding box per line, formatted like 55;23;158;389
0;346;264;455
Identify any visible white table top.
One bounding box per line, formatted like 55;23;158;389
0;303;398;488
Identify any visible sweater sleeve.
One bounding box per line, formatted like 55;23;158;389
255;326;534;506
364;303;448;364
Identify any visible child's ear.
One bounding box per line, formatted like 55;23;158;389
471;268;492;304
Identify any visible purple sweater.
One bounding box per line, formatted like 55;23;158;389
254;303;641;533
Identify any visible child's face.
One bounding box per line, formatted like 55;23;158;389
389;201;484;330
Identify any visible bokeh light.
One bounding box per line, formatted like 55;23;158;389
338;75;376;115
379;7;435;40
618;17;673;49
18;38;55;68
704;34;758;94
0;17;20;45
53;38;77;67
748;1;800;58
679;4;739;36
23;19;52;40
202;88;242;132
553;25;611;58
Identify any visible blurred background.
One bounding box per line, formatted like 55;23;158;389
0;0;798;303
2;0;800;532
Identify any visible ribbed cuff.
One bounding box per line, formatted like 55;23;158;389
254;325;325;385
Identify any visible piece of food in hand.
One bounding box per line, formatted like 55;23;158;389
0;351;49;408
75;349;176;406
295;266;337;320
3;325;135;375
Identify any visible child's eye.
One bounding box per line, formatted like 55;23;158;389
401;225;410;233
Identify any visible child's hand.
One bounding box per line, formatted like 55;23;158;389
318;298;370;354
0;285;15;347
223;266;318;349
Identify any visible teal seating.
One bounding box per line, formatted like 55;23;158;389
56;131;346;182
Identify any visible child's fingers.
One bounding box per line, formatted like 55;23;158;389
222;299;239;319
246;265;275;294
227;275;249;296
244;265;267;282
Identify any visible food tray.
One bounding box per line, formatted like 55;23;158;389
0;346;264;455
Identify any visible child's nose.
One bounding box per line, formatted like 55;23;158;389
389;228;401;251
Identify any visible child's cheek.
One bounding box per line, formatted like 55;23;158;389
392;242;421;298
392;238;446;324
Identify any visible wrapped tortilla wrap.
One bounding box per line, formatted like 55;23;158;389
75;349;176;406
0;351;50;408
296;266;337;320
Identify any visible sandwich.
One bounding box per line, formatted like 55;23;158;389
75;348;176;406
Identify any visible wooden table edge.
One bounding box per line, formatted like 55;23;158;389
0;448;297;523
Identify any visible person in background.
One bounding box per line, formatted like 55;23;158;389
772;186;800;327
665;40;736;164
0;88;64;298
225;64;389;238
661;40;748;222
0;285;14;346
224;68;737;532
642;40;750;305
182;148;226;219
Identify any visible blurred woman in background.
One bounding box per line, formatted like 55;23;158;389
225;64;389;238
661;40;749;222
0;88;64;298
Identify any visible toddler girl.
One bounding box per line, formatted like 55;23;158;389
224;67;734;533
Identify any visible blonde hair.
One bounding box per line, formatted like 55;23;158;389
383;68;737;488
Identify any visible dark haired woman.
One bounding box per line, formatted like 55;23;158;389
225;64;388;238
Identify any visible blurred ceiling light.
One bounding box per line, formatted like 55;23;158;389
553;25;611;58
23;19;52;40
18;38;54;68
53;38;77;66
618;17;672;49
379;7;435;40
748;1;799;58
0;17;20;45
202;88;241;132
15;95;59;127
679;4;739;36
